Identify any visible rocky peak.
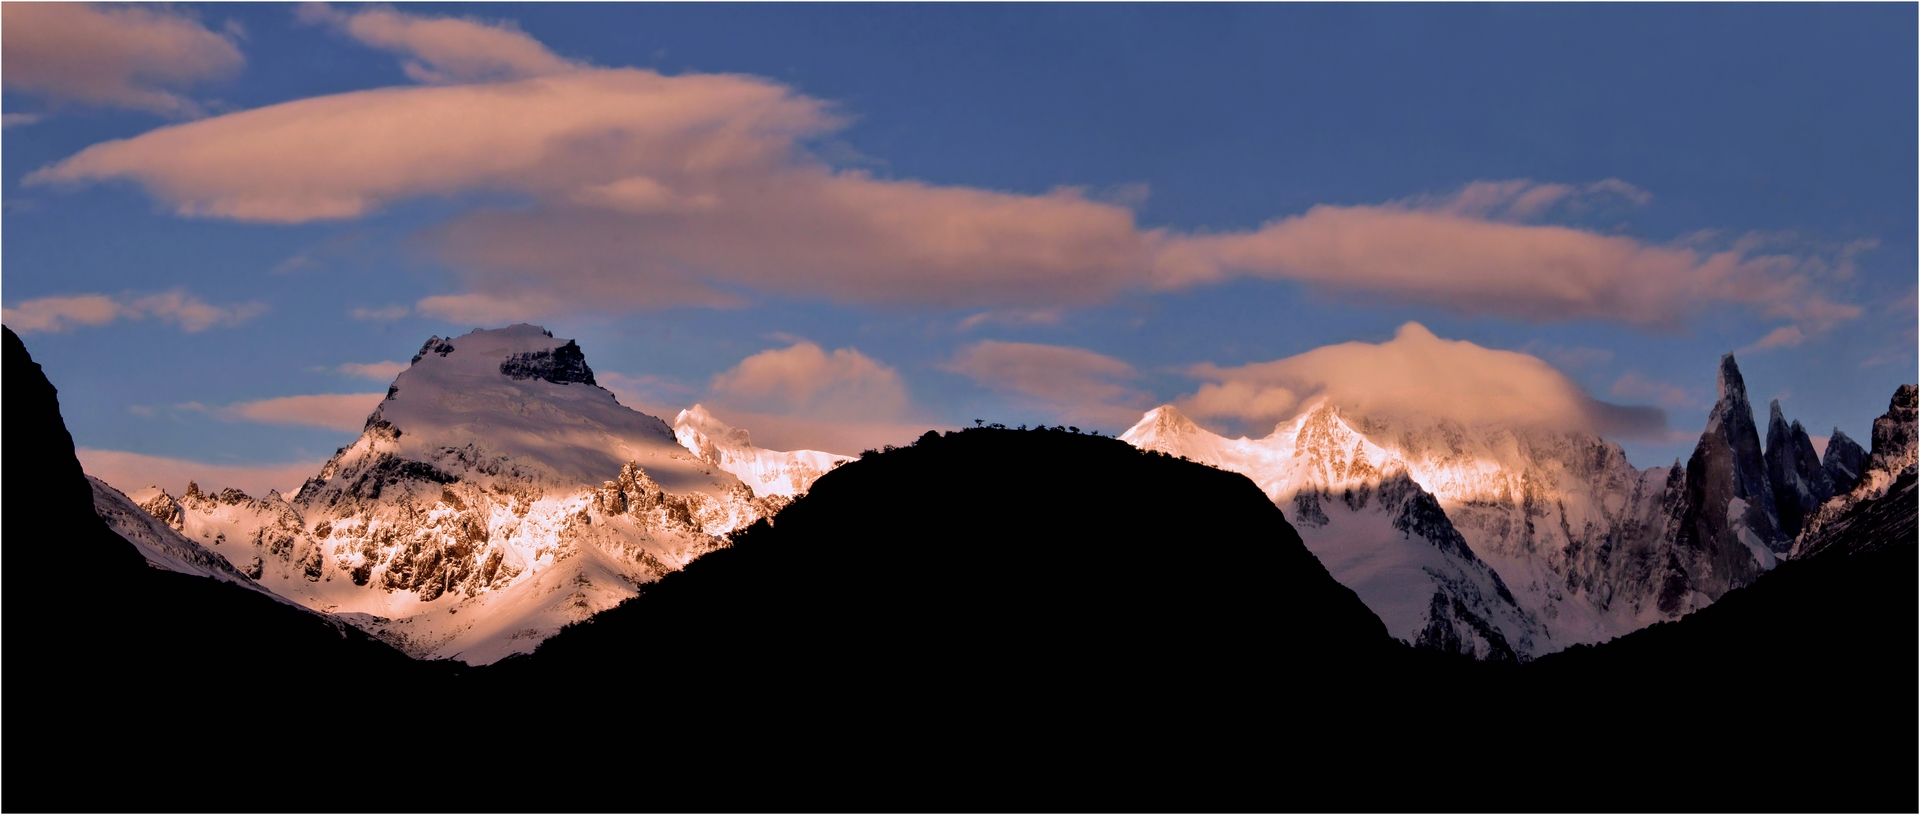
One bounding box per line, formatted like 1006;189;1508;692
1765;399;1834;539
1869;384;1918;475
1667;353;1784;610
1821;430;1868;494
499;340;596;386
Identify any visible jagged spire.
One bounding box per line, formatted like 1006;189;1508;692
1716;354;1748;404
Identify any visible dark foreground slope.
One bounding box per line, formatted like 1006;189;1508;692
5;326;1914;813
2;328;454;812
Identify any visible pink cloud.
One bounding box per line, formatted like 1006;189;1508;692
1609;372;1702;410
943;340;1152;428
214;393;386;432
1738;325;1807;354
1150;183;1859;333
1;3;242;116
298;3;579;84
3;290;266;334
22;7;1862;332
335;361;409;381
1179;322;1667;439
78;448;325;498
708;342;911;422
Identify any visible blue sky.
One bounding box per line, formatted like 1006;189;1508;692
5;3;1914;494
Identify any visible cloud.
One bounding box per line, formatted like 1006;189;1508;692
1;3;243;117
1518;341;1615;372
679;407;939;457
597;371;697;418
943;340;1152;428
335;361;408;381
1609;372;1703;410
212;393;386;432
23;7;1860;331
297;3;579;84
957;309;1064;332
349;304;411;321
1149;180;1861;334
1177;322;1667;439
1;294;124;333
3;113;45;129
2;290;266;334
708;342;910;422
78;447;325;498
1738;325;1806;354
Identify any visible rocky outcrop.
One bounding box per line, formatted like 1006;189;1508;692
1821;430;1868;495
1765;400;1834;539
1794;383;1919;560
499;340;596;386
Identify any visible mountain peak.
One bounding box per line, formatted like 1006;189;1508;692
1717;354;1748;405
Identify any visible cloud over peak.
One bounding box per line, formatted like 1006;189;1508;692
1177;322;1666;439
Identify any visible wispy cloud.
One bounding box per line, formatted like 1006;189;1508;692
348;304;410;321
298;2;580;84
1;3;243;117
3;290;267;334
335;361;408;381
78;447;324;498
191;392;386;432
24;7;1865;336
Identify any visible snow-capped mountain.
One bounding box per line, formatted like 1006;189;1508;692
674;404;850;499
95;325;809;665
1122;353;1815;657
1124;403;1544;660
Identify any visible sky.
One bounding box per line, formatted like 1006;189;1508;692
4;2;1915;496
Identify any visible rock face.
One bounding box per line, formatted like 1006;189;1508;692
1660;355;1784;614
93;325;807;665
1123;403;1543;660
1821;430;1868;495
1765;400;1835;539
1793;384;1919;560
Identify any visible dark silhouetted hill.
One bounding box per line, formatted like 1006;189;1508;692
2;327;454;813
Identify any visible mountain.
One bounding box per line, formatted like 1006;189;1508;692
1792;384;1918;561
1122;402;1543;660
673;403;849;499
1121;353;1822;657
93;325;806;664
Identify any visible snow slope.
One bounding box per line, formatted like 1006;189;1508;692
674;404;850;499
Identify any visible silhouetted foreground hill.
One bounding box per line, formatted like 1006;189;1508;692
4;327;1913;813
2;328;455;812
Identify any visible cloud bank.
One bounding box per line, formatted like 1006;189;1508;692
1176;322;1666;439
25;6;1862;336
1;3;243;117
3;291;267;334
79;448;324;498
